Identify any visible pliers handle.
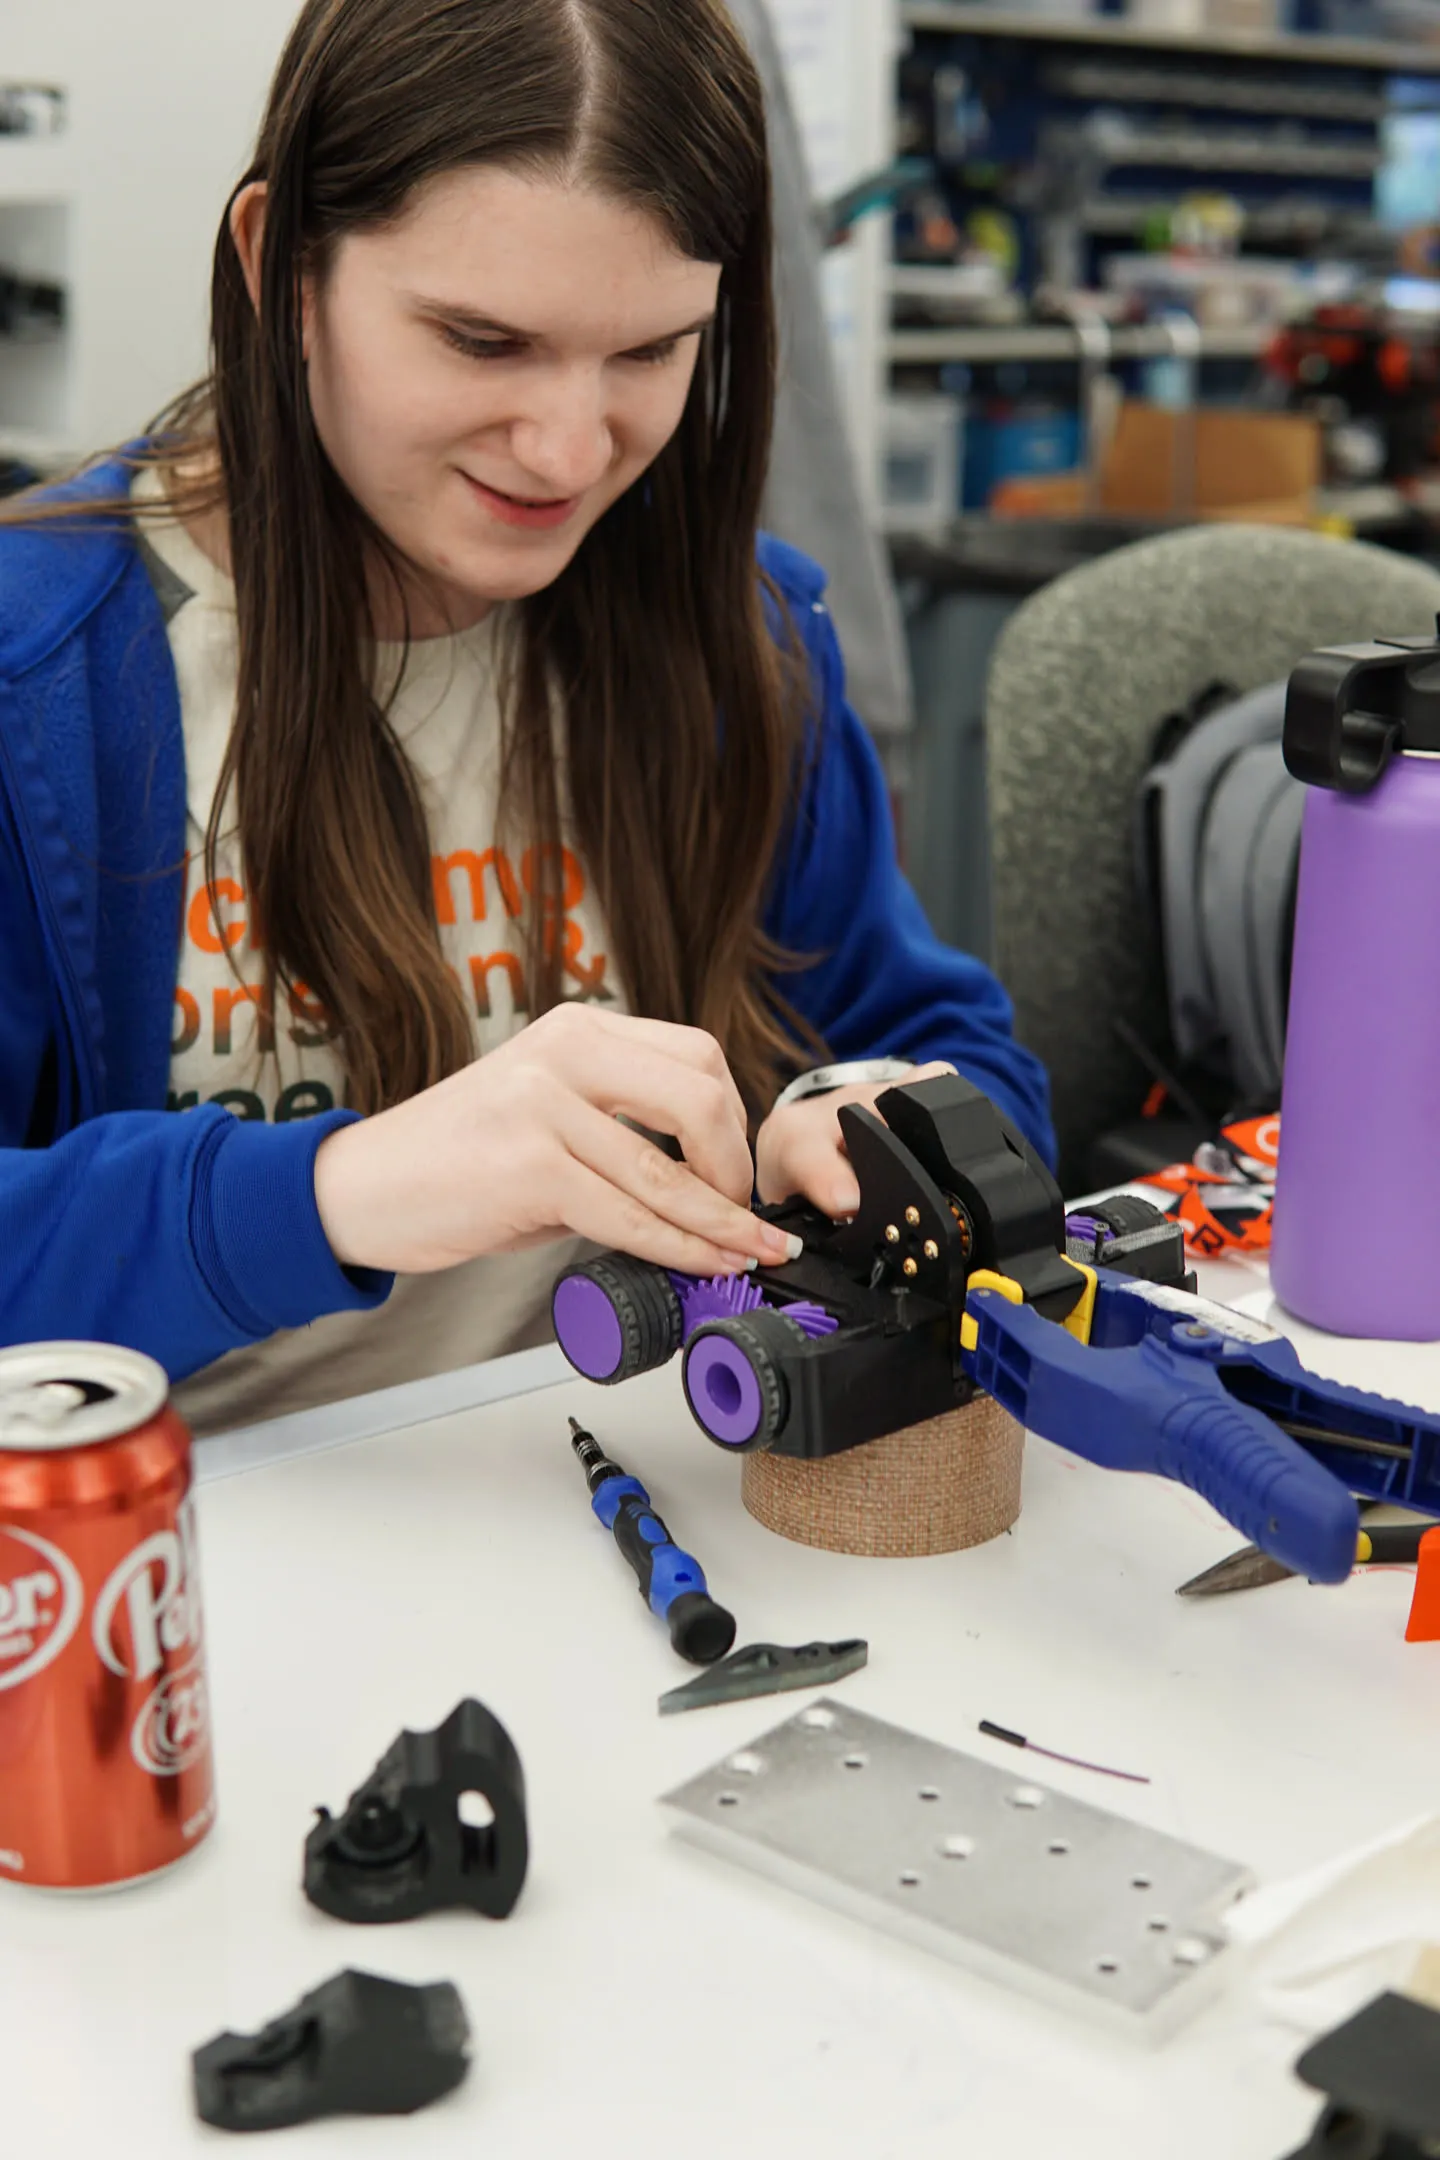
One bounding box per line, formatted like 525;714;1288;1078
961;1278;1360;1582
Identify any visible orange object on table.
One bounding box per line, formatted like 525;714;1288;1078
1404;1527;1440;1643
1136;1115;1277;1256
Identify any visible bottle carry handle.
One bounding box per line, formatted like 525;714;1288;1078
1284;618;1440;795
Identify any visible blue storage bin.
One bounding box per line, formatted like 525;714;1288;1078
962;408;1085;510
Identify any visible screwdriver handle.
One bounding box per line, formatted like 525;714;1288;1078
570;1422;735;1665
592;1476;736;1664
1359;1523;1429;1567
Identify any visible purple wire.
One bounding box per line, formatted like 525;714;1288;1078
980;1719;1150;1785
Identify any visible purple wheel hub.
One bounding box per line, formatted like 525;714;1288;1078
552;1274;623;1381
685;1332;763;1447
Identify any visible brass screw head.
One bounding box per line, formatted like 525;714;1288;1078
885;1224;900;1244
905;1205;921;1227
903;1257;918;1278
923;1239;939;1260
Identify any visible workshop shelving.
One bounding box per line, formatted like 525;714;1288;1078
0;95;71;467
867;5;1440;531
888;319;1272;363
898;4;1440;72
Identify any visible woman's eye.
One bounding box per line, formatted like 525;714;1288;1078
439;325;520;361
436;326;685;365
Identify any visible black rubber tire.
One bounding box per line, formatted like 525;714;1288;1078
682;1310;800;1453
555;1255;683;1383
1083;1193;1171;1240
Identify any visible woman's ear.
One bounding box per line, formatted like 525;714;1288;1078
229;178;316;358
229;181;268;312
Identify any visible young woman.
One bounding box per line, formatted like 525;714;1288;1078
0;0;1052;1435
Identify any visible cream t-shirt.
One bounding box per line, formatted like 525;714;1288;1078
134;474;618;1436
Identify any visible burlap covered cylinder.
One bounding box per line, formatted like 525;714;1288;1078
740;1393;1023;1558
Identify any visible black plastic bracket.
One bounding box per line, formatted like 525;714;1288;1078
1285;1989;1440;2158
304;1699;528;1925
658;1637;869;1715
192;1968;471;2131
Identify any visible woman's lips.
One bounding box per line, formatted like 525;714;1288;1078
461;472;579;530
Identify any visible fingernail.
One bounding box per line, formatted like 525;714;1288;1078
832;1180;861;1215
720;1251;758;1273
780;1231;804;1261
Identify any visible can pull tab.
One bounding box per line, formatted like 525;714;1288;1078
0;1383;88;1433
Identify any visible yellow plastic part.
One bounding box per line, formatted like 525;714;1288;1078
1060;1260;1098;1345
961;1268;1022;1356
966;1268;1024;1304
961;1261;1096;1350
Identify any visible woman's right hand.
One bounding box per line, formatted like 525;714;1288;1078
312;1004;800;1279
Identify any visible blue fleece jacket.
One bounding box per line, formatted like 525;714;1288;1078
0;452;1053;1383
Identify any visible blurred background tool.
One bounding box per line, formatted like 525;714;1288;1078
568;1418;736;1667
1178;1509;1428;1594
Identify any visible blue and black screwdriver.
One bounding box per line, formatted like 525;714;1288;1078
568;1418;736;1665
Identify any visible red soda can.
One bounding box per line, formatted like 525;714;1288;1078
0;1341;215;1888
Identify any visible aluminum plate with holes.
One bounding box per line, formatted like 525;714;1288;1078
660;1700;1252;2041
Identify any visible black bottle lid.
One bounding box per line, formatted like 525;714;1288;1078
1284;616;1440;794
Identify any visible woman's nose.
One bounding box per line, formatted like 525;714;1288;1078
507;371;614;497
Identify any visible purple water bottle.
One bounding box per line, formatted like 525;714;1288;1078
1271;624;1440;1338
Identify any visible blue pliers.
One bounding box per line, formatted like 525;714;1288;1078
960;1267;1440;1584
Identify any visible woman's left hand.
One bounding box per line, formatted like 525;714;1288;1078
754;1062;957;1220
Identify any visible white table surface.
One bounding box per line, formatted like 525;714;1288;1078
7;1246;1440;2158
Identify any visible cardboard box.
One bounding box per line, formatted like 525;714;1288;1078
991;403;1321;524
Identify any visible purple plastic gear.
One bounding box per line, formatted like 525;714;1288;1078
1064;1214;1109;1247
667;1272;842;1349
669;1271;766;1343
777;1299;839;1340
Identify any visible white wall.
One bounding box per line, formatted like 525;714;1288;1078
1;0;301;455
764;0;898;510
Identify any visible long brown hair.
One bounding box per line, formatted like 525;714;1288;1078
13;0;818;1117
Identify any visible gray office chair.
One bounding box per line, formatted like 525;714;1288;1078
985;522;1440;1184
